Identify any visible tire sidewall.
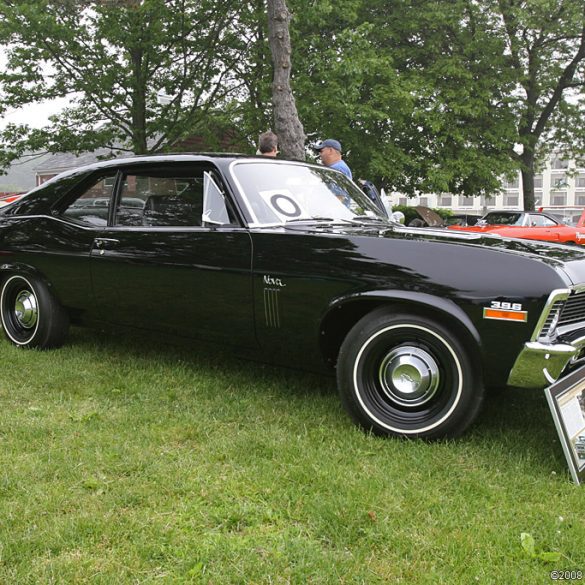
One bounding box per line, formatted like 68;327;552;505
1;274;43;346
338;311;481;439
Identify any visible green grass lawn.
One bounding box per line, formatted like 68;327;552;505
0;328;584;584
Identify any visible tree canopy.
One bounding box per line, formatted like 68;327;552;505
287;0;585;207
0;0;250;166
1;0;584;209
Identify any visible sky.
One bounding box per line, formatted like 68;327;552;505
0;50;69;129
1;99;69;129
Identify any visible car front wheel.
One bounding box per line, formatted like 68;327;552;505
0;274;69;349
337;309;484;439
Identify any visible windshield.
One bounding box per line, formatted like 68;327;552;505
231;161;388;226
481;212;523;226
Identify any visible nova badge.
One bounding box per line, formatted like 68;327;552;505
263;275;286;287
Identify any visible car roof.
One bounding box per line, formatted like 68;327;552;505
20;153;320;200
38;153;243;183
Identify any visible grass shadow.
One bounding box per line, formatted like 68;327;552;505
66;326;339;399
14;327;567;472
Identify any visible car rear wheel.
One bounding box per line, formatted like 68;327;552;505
337;308;484;439
0;274;69;349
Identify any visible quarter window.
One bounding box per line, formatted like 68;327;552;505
529;215;555;227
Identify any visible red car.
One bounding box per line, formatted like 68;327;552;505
0;193;26;208
448;210;585;245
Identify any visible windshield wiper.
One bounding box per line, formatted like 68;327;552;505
351;215;390;223
284;216;389;226
285;216;336;223
285;216;362;225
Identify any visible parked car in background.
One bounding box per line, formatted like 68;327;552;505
2;155;585;440
403;206;481;228
443;213;482;227
449;209;585;245
0;193;26;208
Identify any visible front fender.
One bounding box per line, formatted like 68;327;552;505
328;290;481;344
319;290;482;369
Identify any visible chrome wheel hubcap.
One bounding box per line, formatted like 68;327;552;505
14;290;38;329
379;346;440;407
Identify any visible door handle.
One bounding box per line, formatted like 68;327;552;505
93;238;120;254
94;238;120;247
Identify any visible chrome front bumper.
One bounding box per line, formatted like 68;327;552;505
508;337;585;389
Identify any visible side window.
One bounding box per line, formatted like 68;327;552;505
113;167;235;227
61;174;116;226
529;214;545;227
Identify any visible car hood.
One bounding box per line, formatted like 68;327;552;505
283;221;585;285
394;226;585;285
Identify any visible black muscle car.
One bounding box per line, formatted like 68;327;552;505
2;154;585;439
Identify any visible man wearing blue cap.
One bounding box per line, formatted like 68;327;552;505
314;139;352;180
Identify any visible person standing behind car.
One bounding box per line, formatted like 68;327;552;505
314;139;352;180
257;131;279;157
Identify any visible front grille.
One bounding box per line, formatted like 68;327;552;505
559;292;585;327
542;300;564;331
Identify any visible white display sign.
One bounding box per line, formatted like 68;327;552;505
545;366;585;485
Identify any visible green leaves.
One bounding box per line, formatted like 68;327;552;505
0;1;253;158
520;532;562;563
1;0;584;204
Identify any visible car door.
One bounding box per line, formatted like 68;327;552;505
525;213;563;242
89;162;255;346
26;170;119;317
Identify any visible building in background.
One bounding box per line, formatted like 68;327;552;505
387;155;585;223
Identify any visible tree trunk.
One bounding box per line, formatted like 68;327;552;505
266;0;306;160
130;46;148;155
520;149;536;211
521;166;536;211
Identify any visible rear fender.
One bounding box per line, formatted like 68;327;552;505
0;263;53;289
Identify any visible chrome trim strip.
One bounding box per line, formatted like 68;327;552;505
263;287;281;328
557;322;585;337
570;283;585;295
4;214;102;231
530;288;570;342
